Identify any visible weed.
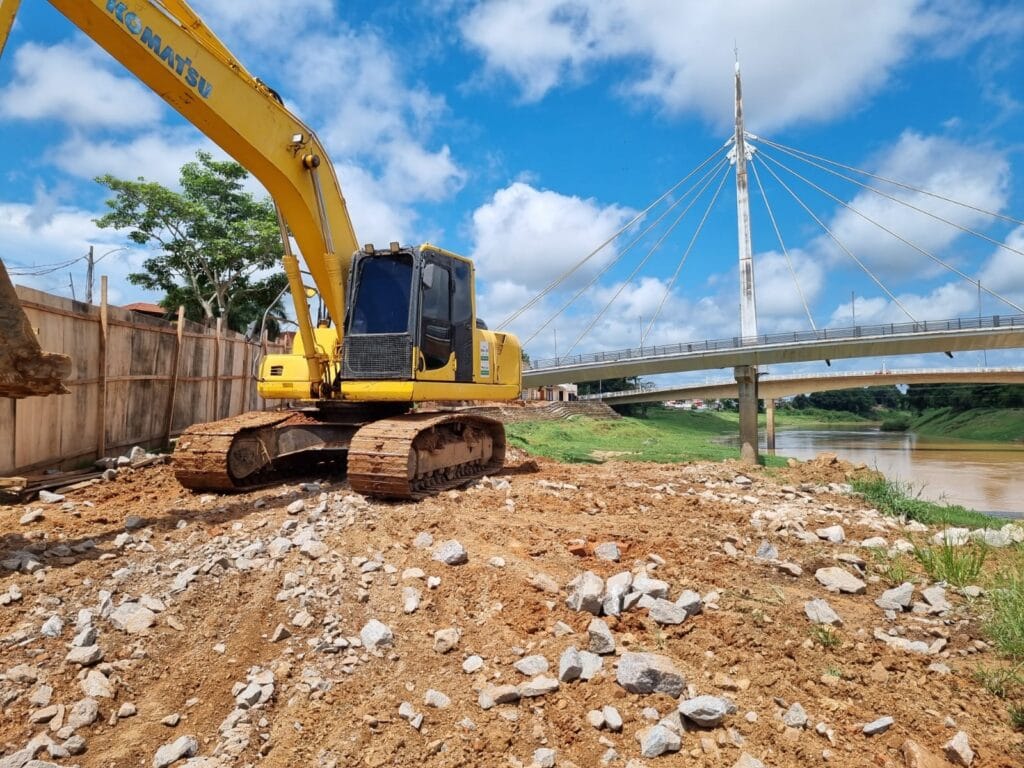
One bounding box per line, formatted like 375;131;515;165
1010;703;1024;731
913;541;987;587
852;475;1002;529
987;569;1024;660
823;664;844;679
810;625;840;649
973;665;1024;698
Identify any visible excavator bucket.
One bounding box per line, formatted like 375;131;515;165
0;259;71;398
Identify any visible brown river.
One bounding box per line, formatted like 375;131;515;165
764;427;1024;519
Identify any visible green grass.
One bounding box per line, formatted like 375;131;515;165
974;664;1024;698
988;569;1024;660
810;625;841;648
852;475;1004;529
879;413;912;432
1009;703;1024;731
911;407;1024;443
506;409;787;466
913;541;988;586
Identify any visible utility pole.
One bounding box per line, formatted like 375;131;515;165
851;291;856;327
68;272;76;302
85;245;95;304
732;57;760;464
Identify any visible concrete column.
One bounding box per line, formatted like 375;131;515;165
735;364;759;464
765;397;776;452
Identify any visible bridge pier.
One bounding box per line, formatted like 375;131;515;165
765;397;776;452
735;364;759;464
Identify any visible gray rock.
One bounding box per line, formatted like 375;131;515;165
566;571;605;614
804;598;842;626
433;627;461;653
38;490;64;504
270;624;291;642
518;675;560;697
65;645;103;666
124;514;145;530
478;684;519;709
616;652;685;697
424;689;451;709
587;709;606;729
433;539;468;565
267;538;292;558
816;525;845;543
80;669;113;698
636;724;681;758
170;566;199;593
649;598;688;625
40;615;63;638
679;695;731;727
118;702;138;718
755;540;778;560
675;590;703;616
413;531;434;549
402;586;421;614
109;603;157;634
783;702;807;728
922;585;952;612
62;736;86;756
862;716;894;735
463;655;484;673
579;651;603;680
632;575;669;598
529;573;561;593
359;619;394;651
815;567;866;594
595;542;621;561
152;735;198;768
861;536;888;548
588;618;615;654
602;705;623;732
285;499;305;515
514;655;549;676
534;748;556;768
558;646;582;682
734;754;766;768
67;698;99;729
944;731;974;766
875;582;914;611
20;509;43;525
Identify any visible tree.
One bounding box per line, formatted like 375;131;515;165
95;151;286;334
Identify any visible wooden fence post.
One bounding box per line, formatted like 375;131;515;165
163;306;185;446
97;276;108;460
212;317;223;421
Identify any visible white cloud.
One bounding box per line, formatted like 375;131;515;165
0;202;156;305
52;130;214;188
0;41;164;128
188;0;335;49
469;181;634;288
809;131;1009;280
460;0;960;130
752;249;823;322
980;226;1024;299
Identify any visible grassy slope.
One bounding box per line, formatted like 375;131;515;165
505;407;868;466
911;407;1024;442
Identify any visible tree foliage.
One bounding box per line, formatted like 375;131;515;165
95;151;286;334
906;384;1024;412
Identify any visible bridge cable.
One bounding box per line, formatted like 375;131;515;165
642;162;732;345
751;136;1024;271
748;159;817;330
755;147;1024;315
522;155;731;346
498;143;730;330
751;135;1024;229
752;156;917;322
561;161;733;359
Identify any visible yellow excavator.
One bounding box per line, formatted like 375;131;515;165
0;0;522;498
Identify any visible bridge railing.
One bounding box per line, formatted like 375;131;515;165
579;366;1024;400
527;313;1024;371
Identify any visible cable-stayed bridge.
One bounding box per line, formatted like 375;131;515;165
503;64;1024;462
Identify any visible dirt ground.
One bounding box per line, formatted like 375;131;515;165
1;449;1019;767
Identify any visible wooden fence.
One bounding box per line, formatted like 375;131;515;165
0;280;286;475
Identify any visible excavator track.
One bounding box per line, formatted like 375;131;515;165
173;411;293;492
347;412;506;500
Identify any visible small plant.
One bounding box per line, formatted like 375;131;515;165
1009;703;1024;731
879;557;911;586
811;625;840;648
987;570;1024;659
823;664;844;679
974;665;1024;698
913;541;987;587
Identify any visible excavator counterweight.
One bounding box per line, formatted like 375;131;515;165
0;259;71;399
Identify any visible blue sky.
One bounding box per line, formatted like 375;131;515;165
2;0;1023;379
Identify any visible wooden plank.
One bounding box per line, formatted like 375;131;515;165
163;306;185;446
0;397;14;473
212;318;222;420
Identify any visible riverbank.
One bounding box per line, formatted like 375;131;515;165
504;406;869;466
910;407;1024;442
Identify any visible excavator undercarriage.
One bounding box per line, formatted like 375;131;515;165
0;259;71;399
172;405;506;500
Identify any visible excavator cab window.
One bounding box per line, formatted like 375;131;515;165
420;261;452;369
349;254;413;335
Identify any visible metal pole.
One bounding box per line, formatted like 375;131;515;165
733;59;759;464
979;280;987;367
851;290;855;327
86;245;94;304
